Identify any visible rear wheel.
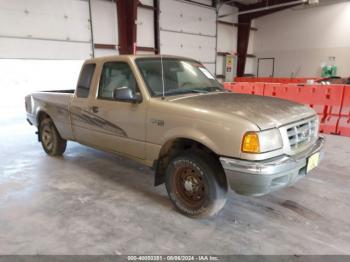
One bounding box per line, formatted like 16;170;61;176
165;151;228;218
39;118;67;156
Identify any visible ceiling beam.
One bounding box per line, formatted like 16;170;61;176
239;0;306;18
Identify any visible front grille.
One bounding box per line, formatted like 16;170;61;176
287;118;317;150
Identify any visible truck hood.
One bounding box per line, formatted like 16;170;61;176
169;92;316;130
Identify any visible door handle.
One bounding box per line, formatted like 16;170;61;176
90;106;99;113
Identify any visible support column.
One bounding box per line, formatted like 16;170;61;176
236;16;251;77
116;0;138;54
153;0;160;54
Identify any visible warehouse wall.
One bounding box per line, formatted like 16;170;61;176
216;4;238;77
216;4;256;77
91;0;118;57
253;1;350;77
137;0;155;54
0;0;92;59
159;0;217;73
0;0;242;84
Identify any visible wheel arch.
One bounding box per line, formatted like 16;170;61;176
36;110;57;142
37;110;51;125
154;137;224;186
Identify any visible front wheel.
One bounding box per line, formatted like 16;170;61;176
165;152;228;218
39;117;67;156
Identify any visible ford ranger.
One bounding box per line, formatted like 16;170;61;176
25;55;325;217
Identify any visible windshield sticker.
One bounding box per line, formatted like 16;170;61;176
199;67;215;79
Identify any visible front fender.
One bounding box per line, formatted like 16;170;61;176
160;127;221;155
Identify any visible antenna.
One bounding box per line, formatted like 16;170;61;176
160;55;165;99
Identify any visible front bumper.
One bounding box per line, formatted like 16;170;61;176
219;137;325;196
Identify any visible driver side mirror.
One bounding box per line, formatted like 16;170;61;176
113;87;142;103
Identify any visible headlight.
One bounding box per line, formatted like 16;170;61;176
242;129;283;154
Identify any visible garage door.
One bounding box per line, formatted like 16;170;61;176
159;0;217;74
0;0;93;59
91;0;119;57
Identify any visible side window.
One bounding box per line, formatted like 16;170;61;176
76;63;95;98
98;62;137;100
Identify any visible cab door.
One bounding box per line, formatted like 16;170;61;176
85;61;147;160
70;63;99;145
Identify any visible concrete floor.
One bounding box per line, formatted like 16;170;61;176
1;107;350;255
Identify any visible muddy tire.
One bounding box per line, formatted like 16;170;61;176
165;151;228;218
39;118;67;156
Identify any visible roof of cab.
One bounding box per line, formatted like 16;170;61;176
84;54;198;64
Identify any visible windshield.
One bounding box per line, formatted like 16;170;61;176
135;57;225;97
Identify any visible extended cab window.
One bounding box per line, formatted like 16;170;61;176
98;62;138;100
76;63;95;98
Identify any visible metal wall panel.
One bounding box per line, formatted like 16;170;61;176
140;0;154;5
91;0;118;45
0;0;92;59
160;0;216;36
94;48;118;58
0;37;91;60
160;30;216;64
159;0;217;73
216;5;238;76
137;7;155;48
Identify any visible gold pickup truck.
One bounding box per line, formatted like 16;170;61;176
25;55;325;218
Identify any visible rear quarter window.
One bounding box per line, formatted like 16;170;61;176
76;63;96;98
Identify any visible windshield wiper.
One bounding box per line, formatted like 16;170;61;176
163;88;207;96
190;89;209;93
202;86;227;92
157;86;224;97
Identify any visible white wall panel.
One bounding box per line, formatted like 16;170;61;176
215;55;224;76
217;25;237;54
139;0;154;6
0;37;91;59
216;5;238;78
94;48;118;58
0;0;90;42
0;0;92;59
218;4;238;24
159;0;216;74
160;30;216;64
136;50;155;55
160;0;216;36
245;58;255;75
91;0;118;45
253;2;350;77
137;8;155;48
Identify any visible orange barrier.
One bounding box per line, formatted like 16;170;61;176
234;77;320;84
307;85;344;134
338;86;350;136
223;82;349;137
264;83;285;98
223;82;231;90
230;82;264;96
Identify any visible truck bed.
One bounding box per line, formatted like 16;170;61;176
25;91;74;140
40;89;75;94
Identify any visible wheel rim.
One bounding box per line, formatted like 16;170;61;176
42;125;53;151
173;166;206;209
